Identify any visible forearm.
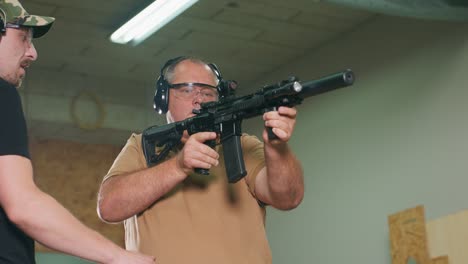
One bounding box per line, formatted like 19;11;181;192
262;142;304;209
11;188;120;263
98;157;186;222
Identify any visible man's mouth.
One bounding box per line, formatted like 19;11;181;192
20;61;31;70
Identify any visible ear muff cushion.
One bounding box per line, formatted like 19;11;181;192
153;56;188;114
0;9;5;33
153;75;169;114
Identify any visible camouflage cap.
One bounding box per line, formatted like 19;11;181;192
0;0;55;38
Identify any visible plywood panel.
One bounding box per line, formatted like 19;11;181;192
29;138;124;252
388;205;433;264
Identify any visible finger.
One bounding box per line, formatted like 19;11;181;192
188;149;219;166
277;106;297;118
262;127;288;143
183;144;219;166
263;110;279;121
191;132;217;143
265;119;291;133
186;156;218;169
265;121;292;142
186;139;219;160
271;128;289;140
263;107;297;120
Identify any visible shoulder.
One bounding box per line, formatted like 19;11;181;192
0;79;20;107
241;133;263;149
115;133;144;161
126;133;143;148
0;80;29;158
103;133;146;180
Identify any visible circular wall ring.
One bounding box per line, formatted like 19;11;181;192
70;91;106;130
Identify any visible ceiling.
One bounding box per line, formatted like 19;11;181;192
27;0;376;90
22;0;379;144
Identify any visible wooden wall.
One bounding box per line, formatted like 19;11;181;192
29;138;125;252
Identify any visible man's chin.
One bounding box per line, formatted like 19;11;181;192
3;76;23;88
16;79;23;88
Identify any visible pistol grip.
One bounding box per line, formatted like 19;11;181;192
265;107;279;141
194;168;210;175
194;139;216;175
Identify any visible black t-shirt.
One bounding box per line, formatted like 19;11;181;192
0;78;35;264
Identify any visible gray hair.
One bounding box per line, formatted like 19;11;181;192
164;56;218;85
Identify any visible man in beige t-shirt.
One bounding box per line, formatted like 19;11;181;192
97;56;304;264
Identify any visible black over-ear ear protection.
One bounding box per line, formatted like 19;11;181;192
0;8;6;34
153;56;223;114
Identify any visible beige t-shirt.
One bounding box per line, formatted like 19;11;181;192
103;133;272;264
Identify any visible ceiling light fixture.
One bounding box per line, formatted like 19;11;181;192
110;0;198;46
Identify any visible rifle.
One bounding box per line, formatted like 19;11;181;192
142;69;355;183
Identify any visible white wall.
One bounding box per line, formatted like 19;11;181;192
249;15;468;264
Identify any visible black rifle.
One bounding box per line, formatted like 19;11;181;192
142;69;355;183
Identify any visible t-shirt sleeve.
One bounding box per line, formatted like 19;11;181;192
102;133;147;183
241;134;265;198
0;84;30;158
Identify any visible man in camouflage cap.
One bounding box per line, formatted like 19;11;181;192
0;1;156;263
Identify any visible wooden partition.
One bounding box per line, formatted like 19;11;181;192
389;205;468;264
29;138;125;252
388;206;434;264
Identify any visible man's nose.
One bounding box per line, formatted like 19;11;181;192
27;43;38;61
192;89;204;104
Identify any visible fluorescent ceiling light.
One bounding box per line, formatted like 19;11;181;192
110;0;198;46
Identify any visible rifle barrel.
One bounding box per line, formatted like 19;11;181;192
300;69;354;98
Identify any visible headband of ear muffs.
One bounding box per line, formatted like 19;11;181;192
153;56;223;114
